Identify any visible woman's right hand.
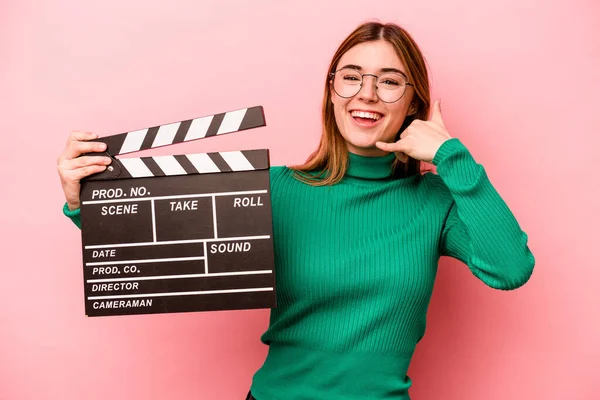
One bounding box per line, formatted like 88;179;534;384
57;131;113;211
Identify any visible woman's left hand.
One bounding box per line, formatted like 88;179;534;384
376;99;452;163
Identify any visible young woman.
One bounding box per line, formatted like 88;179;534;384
57;21;535;400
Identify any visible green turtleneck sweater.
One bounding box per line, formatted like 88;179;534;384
63;138;535;399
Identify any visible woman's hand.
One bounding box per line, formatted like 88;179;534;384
376;99;452;163
57;131;112;210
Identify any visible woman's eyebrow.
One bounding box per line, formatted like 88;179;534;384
338;64;408;79
339;64;363;71
380;67;408;78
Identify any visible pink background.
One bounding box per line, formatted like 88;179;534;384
2;0;599;399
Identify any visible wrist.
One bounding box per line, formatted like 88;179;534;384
431;138;463;165
64;201;81;215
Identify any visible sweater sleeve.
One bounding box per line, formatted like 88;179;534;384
63;202;82;229
432;138;535;290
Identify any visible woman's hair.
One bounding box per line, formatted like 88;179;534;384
291;21;431;185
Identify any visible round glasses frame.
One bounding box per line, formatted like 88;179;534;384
329;67;414;103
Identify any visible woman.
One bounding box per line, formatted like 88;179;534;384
58;21;535;400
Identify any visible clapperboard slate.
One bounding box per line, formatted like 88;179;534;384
79;106;276;317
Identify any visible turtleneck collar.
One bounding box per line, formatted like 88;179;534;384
346;151;396;180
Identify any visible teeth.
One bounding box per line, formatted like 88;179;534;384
351;110;382;120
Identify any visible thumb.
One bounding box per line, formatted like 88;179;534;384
375;140;408;154
375;141;397;152
430;99;445;126
376;141;409;163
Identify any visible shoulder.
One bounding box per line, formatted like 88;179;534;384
269;165;291;178
268;165;328;196
268;165;295;184
268;165;300;191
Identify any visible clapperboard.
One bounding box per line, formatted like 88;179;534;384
79;106;276;317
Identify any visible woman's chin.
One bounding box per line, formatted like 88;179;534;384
345;133;376;147
341;128;395;155
346;140;388;156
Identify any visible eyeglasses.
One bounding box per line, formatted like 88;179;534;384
330;67;414;103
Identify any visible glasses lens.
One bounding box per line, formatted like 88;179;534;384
333;68;362;98
376;73;408;103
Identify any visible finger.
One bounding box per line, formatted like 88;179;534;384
62;155;112;170
429;99;445;127
70;164;108;181
375;141;408;153
64;140;108;160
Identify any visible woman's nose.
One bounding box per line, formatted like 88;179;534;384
357;75;378;102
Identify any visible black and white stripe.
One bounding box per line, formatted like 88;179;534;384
97;106;266;156
104;149;269;179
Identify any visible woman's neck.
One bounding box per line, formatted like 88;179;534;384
345;151;396;180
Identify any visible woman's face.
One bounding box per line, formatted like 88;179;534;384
331;40;415;157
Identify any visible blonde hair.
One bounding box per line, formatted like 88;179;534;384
291;21;431;185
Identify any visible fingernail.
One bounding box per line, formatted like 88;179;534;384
99;143;107;150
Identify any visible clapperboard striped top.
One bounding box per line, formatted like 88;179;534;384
99;106;265;156
89;106;269;179
117;150;268;178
